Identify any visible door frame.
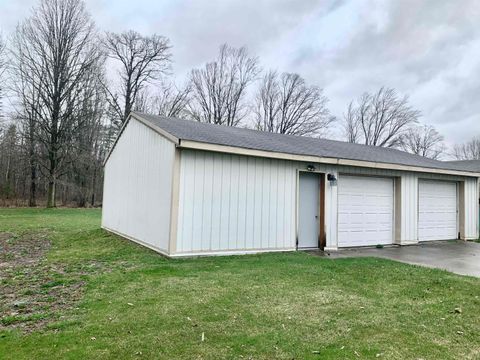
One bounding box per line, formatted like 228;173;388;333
296;170;326;250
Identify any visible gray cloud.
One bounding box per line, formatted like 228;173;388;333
1;0;479;147
286;0;480;145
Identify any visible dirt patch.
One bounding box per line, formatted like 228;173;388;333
0;232;50;268
0;232;90;333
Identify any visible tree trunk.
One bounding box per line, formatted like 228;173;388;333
90;164;97;207
47;179;56;208
123;81;132;124
28;147;37;207
28;172;36;207
63;184;68;206
47;113;58;208
5;151;11;184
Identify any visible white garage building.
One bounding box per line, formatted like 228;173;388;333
102;112;480;257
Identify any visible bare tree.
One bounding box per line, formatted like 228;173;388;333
400;124;445;159
0;125;21;202
343;87;420;147
13;67;42;206
254;71;333;137
132;89;151;113
344;101;362;143
69;66;106;207
0;35;4;72
453;137;480;160
133;82;191;119
189;44;259;126
0;35;5;121
151;83;191;118
10;29;43;207
11;0;102;207
103;30;171;128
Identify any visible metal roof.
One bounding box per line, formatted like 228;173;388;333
133;112;478;174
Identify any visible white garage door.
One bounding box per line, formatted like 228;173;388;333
418;180;457;241
338;176;394;247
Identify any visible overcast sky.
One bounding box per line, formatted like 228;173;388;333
1;0;479;148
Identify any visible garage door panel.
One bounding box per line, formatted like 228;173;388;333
418;180;457;241
376;214;393;223
347;214;363;223
338;176;394;247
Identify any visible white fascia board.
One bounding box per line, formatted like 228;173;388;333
103;112;180;166
130;112;180;144
179;140;480;178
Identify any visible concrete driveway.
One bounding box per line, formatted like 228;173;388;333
325;240;480;277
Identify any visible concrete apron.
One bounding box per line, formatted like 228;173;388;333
308;240;480;278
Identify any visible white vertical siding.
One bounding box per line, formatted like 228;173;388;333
102;118;175;253
176;150;344;254
175;149;479;255
101;118;480;257
462;177;479;239
324;166;338;250
400;173;418;243
176;150;297;254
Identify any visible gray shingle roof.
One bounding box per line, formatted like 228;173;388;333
134;112;478;174
444;160;480;172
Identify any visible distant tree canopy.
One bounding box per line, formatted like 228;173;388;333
343;87;421;148
453;137;480;160
10;0;103;207
103;30;172;129
0;36;5;122
400;124;445;160
188;44;259;126
0;0;464;207
254;71;333;137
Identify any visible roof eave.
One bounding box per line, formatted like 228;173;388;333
178;139;480;178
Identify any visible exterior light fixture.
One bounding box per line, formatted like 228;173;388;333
327;173;336;181
306;165;316;172
327;173;337;186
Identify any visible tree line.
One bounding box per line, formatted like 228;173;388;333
0;0;477;207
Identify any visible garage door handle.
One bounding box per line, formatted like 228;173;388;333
315;215;318;219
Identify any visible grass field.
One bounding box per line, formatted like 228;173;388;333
0;208;479;359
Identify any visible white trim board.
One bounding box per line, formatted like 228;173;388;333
170;248;296;258
179;140;480;178
103;112;180;166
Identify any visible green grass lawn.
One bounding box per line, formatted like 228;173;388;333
0;209;479;359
